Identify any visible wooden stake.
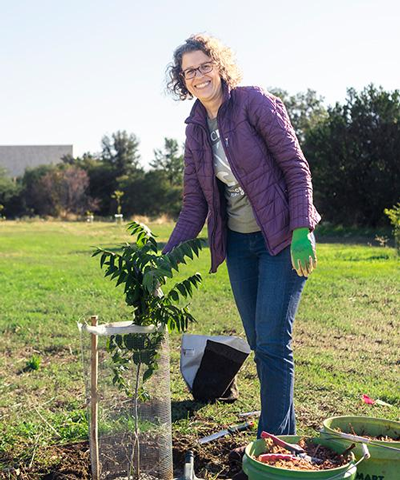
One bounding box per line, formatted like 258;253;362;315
90;315;100;480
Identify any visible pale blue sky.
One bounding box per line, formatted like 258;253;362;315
1;0;399;167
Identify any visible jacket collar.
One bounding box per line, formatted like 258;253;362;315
185;80;231;126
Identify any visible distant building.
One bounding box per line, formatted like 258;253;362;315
0;145;73;178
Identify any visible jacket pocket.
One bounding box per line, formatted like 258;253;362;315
274;183;289;207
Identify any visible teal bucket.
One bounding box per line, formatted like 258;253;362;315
321;416;400;480
242;435;357;480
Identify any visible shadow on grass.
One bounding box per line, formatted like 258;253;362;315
171;399;207;422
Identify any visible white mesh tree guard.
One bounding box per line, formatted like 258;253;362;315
79;319;173;480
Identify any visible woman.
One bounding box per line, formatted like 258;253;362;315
164;33;320;446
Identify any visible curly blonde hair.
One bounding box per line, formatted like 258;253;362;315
166;34;242;101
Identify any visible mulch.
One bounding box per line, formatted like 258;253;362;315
334;426;400;442
253;437;351;471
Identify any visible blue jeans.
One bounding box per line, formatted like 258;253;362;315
226;230;306;436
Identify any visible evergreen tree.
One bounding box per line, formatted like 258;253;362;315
304;85;400;226
101;130;141;177
150;138;184;186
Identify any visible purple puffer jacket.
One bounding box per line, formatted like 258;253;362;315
163;82;321;273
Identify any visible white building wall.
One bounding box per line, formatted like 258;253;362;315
0;145;73;177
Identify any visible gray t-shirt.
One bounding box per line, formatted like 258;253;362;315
207;117;260;233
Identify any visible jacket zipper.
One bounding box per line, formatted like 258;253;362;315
194;122;219;273
208;134;219;273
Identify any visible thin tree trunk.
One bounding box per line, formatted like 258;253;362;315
90;315;100;480
128;360;141;480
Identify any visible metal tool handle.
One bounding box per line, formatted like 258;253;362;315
228;421;255;435
261;431;304;454
238;410;261;418
183;451;195;479
181;450;205;480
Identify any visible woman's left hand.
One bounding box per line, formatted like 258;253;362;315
290;228;317;277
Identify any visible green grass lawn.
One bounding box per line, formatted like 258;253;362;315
0;220;399;476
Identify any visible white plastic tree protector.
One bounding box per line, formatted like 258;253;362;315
79;320;173;480
79;321;161;336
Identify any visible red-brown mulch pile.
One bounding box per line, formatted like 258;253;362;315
254;438;352;471
334;425;400;442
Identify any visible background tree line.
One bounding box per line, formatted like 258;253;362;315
0;133;184;220
0;84;399;228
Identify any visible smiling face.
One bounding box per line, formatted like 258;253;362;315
181;50;223;113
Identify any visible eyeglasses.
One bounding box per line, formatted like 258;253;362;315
181;62;214;80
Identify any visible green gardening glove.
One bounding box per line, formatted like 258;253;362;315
290;227;317;277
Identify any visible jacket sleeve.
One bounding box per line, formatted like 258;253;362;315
247;87;320;232
163;143;208;254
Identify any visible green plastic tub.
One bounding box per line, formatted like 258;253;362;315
321;416;400;480
242;435;357;480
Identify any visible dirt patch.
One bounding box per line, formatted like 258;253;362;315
173;433;245;478
0;442;90;480
0;434;248;479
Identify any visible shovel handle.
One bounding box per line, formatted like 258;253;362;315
261;431;304;454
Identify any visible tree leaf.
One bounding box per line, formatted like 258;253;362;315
176;283;187;298
100;253;107;268
111;269;121;280
143;272;156;293
105;265;117;277
115;271;127;287
143;367;154;382
168;289;179;302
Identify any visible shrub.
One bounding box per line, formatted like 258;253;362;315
384;203;400;253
